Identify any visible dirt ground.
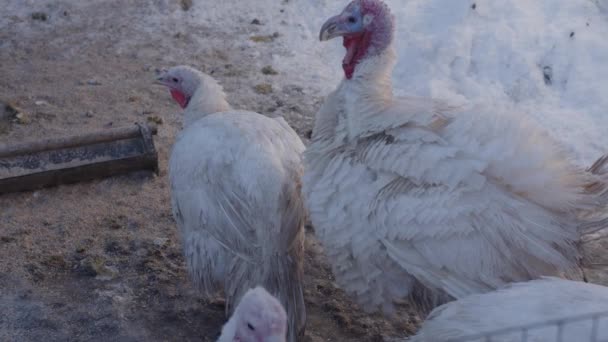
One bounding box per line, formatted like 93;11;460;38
1;1;607;341
0;1;418;341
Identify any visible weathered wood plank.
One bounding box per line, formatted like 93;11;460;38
0;123;159;194
0;123;158;158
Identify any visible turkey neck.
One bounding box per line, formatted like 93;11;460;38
340;45;397;141
183;75;231;127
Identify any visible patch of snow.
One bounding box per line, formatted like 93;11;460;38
277;0;608;165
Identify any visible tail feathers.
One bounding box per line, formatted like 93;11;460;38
580;216;608;235
223;178;307;342
182;231;226;298
587;154;608;175
407;279;454;318
579;154;608;235
261;250;306;342
225;246;306;342
383;239;491;300
585;153;608;205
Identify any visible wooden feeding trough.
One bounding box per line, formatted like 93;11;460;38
0;123;159;194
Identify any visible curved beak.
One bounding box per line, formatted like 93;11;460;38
152;77;167;86
153;69;169;86
153;77;166;86
319;15;351;41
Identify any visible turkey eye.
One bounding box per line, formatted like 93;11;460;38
247;323;255;331
172;77;179;83
348;16;356;23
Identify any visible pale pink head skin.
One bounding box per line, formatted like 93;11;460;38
319;0;395;79
232;287;287;342
155;65;203;109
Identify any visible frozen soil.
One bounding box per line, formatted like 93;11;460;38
0;1;417;341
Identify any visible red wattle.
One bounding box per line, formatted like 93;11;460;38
170;89;189;109
342;31;372;80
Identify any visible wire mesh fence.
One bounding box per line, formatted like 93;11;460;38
436;310;608;342
449;308;608;342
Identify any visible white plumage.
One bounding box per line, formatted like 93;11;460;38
304;0;608;314
218;286;287;342
157;66;306;341
410;278;608;342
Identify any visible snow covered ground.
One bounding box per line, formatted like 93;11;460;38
280;0;608;164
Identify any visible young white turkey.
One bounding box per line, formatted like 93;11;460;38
303;0;608;315
156;65;306;341
410;278;608;342
218;286;287;342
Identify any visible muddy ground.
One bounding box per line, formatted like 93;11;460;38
1;1;607;341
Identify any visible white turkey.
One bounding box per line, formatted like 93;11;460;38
218;286;287;342
303;0;608;315
410;277;608;342
156;65;306;341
